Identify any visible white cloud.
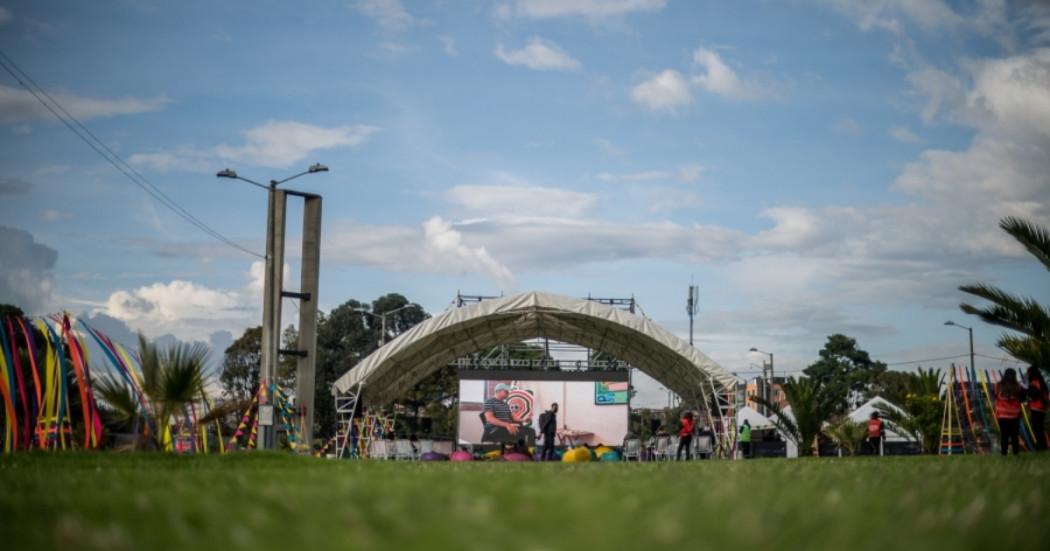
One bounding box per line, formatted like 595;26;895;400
906;67;967;123
630;69;692;112
447;184;596;217
0;84;168;124
98;262;273;341
422;217;515;287
355;0;415;32
322;218;516;287
691;48;761;100
889;125;923;144
822;0;963;35
505;0;665;19
130;121;379;171
0;7;11;26
597;164;703;182
495;37;581;71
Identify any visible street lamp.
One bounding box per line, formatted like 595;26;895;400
355;303;416;345
944;321;975;375
216;163;328;451
749;347;775;416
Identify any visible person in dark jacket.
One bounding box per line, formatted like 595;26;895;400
676;411;695;460
539;403;559;461
996;368;1026;456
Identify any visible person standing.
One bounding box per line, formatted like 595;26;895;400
995;368;1026;456
676;411;694;460
539;403;559;461
739;419;752;459
867;411;885;456
1027;366;1048;451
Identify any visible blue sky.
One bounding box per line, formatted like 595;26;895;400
1;1;1048;405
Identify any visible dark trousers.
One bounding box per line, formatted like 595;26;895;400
541;433;556;460
1000;418;1021;455
676;435;692;460
867;436;882;456
740;441;751;458
1031;410;1047;451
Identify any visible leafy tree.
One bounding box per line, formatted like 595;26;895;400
960;217;1050;368
875;367;943;454
803;334;887;411
871;370;915;406
94;334;209;450
753;377;838;456
218;326;297;403
0;304;25;318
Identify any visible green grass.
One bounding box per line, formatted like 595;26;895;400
2;453;1048;551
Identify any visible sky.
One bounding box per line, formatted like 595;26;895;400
0;0;1048;407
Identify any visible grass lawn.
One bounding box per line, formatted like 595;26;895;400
2;453;1048;551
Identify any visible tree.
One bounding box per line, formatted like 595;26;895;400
825;418;868;456
959;217;1050;368
875;367;943;454
753;377;839;456
219;326;297;403
871;370;915;406
803;334;887;412
94;334;209;450
0;304;25;318
313;299;379;439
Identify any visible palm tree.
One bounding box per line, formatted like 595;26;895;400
825;417;867;456
875;368;943;454
753;377;838;457
95;333;209;450
959;217;1050;368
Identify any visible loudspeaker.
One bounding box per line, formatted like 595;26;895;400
649;418;661;434
421;417;433;434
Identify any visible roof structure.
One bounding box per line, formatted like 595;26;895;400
332;291;737;407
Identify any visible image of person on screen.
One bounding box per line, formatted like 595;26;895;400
539;403;559;461
482;383;536;446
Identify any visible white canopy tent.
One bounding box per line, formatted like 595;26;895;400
332;291;737;407
847;396;908;442
737;405;798;458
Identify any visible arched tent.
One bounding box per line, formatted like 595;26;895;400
332;292;737;408
848;396;908;442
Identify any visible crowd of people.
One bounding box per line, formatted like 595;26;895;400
994;366;1048;454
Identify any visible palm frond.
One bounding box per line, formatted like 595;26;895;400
959;285;1050;338
752;396;801;445
94;374;140;424
1001;216;1050;272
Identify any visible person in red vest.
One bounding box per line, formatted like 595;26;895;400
996;368;1026;456
867;411;885;456
1027;365;1048;451
676;411;695;461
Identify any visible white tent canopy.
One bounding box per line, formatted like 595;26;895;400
332;291;737;407
848;396;908;442
736;406;774;429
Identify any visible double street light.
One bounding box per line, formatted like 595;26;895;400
216;163;328;451
749;347;775;416
354;304;416;346
944;320;976;374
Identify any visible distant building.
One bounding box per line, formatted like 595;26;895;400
738;377;789;416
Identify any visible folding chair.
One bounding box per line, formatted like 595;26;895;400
622;438;642;461
653;436;670;461
394;439;416;460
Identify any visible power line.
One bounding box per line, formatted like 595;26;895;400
0;49;264;259
885;353;969;366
